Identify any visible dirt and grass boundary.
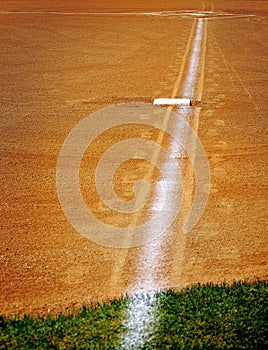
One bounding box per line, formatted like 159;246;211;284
1;280;267;349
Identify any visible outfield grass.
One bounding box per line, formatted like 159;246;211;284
0;281;267;349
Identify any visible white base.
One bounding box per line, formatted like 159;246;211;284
153;98;191;106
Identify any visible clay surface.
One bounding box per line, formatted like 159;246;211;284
0;0;267;316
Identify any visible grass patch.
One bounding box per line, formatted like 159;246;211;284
0;281;267;349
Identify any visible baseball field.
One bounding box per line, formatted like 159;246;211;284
0;0;267;347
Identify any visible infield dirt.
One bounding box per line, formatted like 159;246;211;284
0;0;267;316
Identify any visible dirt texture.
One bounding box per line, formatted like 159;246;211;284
0;0;267;316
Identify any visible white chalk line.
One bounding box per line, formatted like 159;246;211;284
118;17;208;349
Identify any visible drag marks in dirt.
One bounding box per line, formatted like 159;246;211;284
57;103;209;248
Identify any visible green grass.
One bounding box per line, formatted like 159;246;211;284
0;281;267;349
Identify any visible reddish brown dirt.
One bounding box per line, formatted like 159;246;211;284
0;1;267;316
